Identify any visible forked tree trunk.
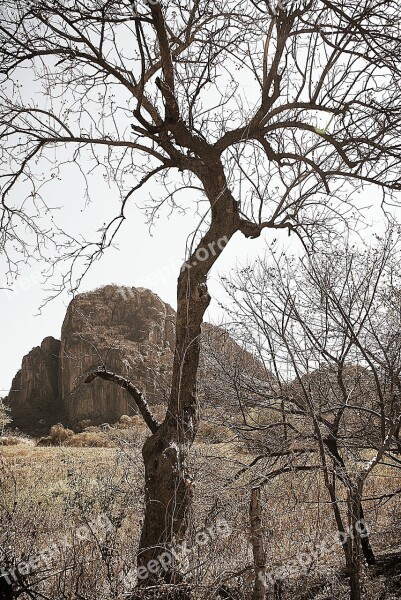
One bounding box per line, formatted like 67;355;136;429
324;434;375;574
86;160;258;592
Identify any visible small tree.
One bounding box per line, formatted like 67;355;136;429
222;230;401;600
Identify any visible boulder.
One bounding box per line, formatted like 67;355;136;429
6;286;175;430
5;285;269;432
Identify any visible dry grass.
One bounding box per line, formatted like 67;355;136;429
65;431;116;447
1;424;401;599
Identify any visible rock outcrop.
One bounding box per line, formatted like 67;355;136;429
5;286;176;432
59;285;175;426
5;285;267;433
6;336;63;432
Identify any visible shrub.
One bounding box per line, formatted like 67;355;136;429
49;423;74;445
36;436;53;446
77;419;95;432
118;415;133;428
0;399;11;432
0;435;34;446
82;425;103;433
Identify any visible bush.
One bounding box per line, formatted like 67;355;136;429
0;399;11;432
36;436;53;447
0;435;34;446
118;415;133;428
49;423;74;445
77;419;95;432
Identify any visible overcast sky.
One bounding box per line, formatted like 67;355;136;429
0;184;286;395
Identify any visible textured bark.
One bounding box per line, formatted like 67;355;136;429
250;486;267;600
136;247;217;578
138;421;194;576
84;144;269;588
324;434;375;569
359;503;376;565
347;483;363;600
326;479;353;572
137;164;240;581
0;576;14;600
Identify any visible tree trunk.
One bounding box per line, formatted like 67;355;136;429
137;162;240;585
347;483;364;600
359;503;375;565
138;421;194;577
82;153;265;593
250;486;266;600
0;575;14;600
323;434;375;571
137;265;211;581
348;556;361;600
323;476;353;574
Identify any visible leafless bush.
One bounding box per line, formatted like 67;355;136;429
49;423;75;445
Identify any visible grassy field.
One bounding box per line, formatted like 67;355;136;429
1;428;401;599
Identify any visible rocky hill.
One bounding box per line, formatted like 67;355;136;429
5;285;266;434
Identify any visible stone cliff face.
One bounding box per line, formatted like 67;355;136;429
6;336;63;432
6;286;176;432
59;285;175;426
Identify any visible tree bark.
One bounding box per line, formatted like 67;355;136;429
325;479;353;574
324;434;375;569
347;482;363;600
137;262;211;579
0;575;14;600
359;503;375;566
86;159;265;590
137;162;241;584
250;486;267;600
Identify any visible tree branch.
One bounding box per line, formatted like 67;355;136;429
84;367;160;434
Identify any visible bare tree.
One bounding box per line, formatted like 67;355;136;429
2;0;401;591
222;230;401;599
250;486;267;600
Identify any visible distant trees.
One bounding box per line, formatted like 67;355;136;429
222;231;401;600
2;0;401;594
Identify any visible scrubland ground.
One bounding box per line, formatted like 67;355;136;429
1;416;401;599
